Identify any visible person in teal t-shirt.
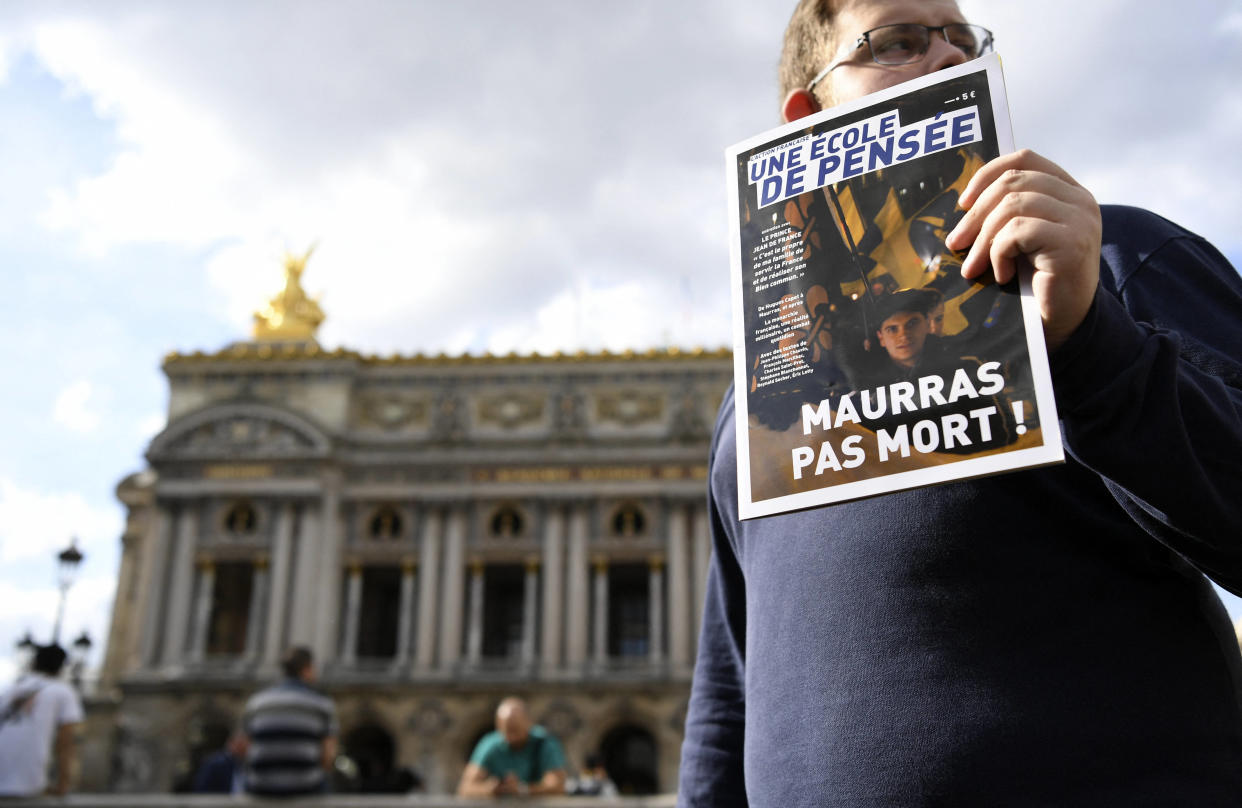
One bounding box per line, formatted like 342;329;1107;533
458;697;567;797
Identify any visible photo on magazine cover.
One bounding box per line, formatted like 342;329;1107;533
726;56;1063;519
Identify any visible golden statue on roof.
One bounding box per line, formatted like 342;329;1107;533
253;246;325;341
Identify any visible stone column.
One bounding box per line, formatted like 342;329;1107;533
565;506;589;670
438;508;467;671
592;556;609;667
105;532;139;678
540;506;565;672
394;557;417;669
666;503;691;672
691;504;711;648
187;557;215;664
340;562;363;665
648;554;665;665
465;558;484;667
112;495;167;677
244;555;269;663
522;557;539;668
160;503;199;668
261;504;295;669
138;508;173;668
312;473;343;665
286;506;322;649
415;509;443;672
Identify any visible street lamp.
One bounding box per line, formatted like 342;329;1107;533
11;540;93;691
53;538;84;645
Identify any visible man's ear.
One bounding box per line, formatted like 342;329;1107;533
782;88;822;123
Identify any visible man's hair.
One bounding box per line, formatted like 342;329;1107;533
33;644;68;676
872;288;942;327
779;0;846;105
280;646;313;679
496;696;529;720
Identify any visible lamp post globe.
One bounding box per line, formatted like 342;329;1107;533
52;537;85;645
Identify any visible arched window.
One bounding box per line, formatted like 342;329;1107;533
341;725;421;793
600;724;659;794
489;505;525;539
368;506;404;541
223;501;258;536
610;503;646;538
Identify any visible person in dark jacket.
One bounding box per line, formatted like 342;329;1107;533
190;730;247;794
678;2;1242;806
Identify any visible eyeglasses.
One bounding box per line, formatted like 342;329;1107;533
807;23;994;92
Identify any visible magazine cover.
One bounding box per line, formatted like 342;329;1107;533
726;53;1064;520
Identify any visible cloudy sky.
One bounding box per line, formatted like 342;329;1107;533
2;1;1241;684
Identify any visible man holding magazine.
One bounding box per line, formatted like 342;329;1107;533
679;1;1242;806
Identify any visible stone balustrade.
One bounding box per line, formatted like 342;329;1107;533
2;795;677;808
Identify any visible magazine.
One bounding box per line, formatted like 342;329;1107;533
726;53;1064;520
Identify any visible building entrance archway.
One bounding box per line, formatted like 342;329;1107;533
343;724;419;793
599;724;658;794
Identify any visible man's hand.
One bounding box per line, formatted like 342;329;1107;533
321;734;337;772
945;149;1101;352
495;773;522;795
530;768;567;796
49;722;79;797
456;763;502;798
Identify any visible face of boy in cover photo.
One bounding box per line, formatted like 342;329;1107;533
783;0;973;119
928;301;945;335
876;309;930;368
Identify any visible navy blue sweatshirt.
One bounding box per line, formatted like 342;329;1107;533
679;206;1242;807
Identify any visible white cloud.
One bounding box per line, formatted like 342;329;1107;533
0;476;121;564
485;281;655;355
33;18;247;254
0;33;13;84
0;478;120;679
60;572;118;661
0;581;60;628
15;1;1238;368
135;412;166;440
11;3;781;358
51;379;102;433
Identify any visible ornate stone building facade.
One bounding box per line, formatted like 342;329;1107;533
93;260;732;794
